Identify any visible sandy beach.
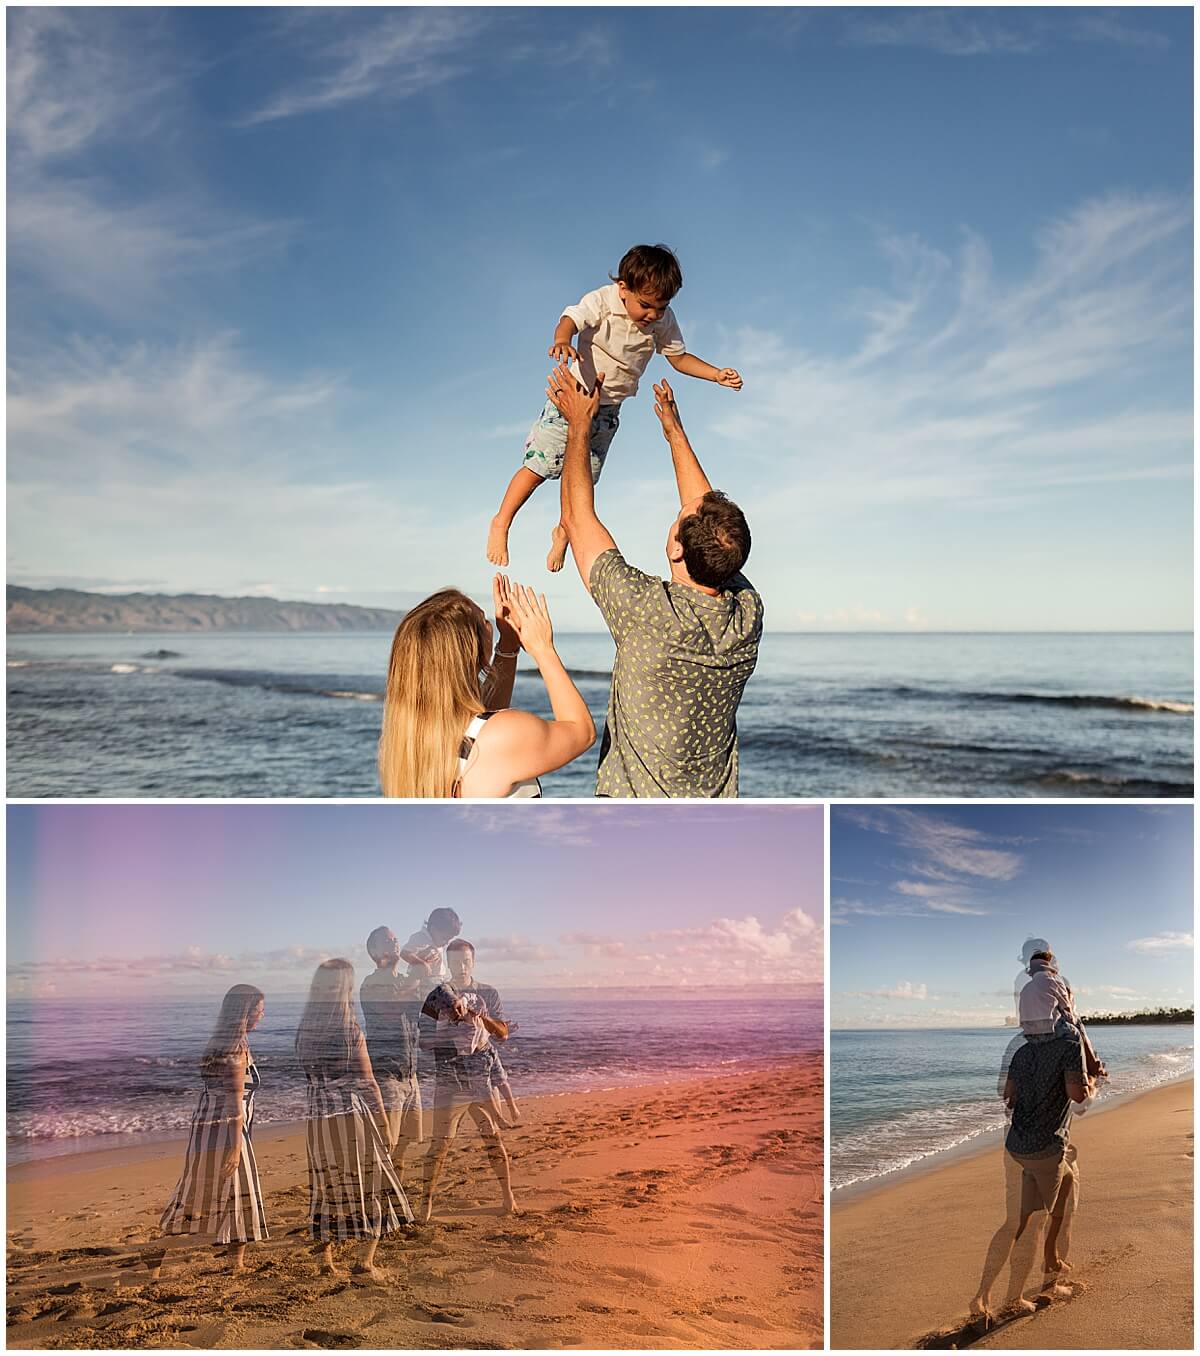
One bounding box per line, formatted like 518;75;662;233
831;1076;1193;1349
6;1057;821;1350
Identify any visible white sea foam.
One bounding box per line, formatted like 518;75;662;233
110;663;138;674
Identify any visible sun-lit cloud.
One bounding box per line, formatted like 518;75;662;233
1127;931;1194;957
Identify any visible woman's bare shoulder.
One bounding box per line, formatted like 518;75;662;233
473;707;544;747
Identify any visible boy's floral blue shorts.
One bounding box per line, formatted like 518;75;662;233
521;399;620;483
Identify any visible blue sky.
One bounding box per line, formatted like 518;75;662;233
7;6;1193;630
6;803;823;997
831;803;1194;1027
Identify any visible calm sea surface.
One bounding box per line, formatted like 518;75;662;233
6;631;1192;797
830;1024;1194;1192
7;993;820;1165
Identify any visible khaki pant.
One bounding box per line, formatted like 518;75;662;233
1008;1143;1078;1218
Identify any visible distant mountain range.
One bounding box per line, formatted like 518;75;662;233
7;585;406;633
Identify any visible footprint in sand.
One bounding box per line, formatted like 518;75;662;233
300;1328;363;1348
404;1302;477;1328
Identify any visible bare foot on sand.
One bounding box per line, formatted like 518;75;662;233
1038;1280;1073;1302
968;1295;991;1321
352;1265;389;1285
487;517;510;567
319;1261;348;1278
546;525;569;572
500;1194;521;1216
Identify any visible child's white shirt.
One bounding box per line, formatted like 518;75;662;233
402;927;446;995
562;284;686;406
1018;965;1077;1035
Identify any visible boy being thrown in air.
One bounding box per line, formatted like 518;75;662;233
486;243;742;572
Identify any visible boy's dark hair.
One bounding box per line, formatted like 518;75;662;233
426;907;462;935
446;938;475;957
1030;951;1055;964
677;491;751;589
612;243;683;301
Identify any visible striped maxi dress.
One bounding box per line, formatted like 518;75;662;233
303;1030;412;1241
160;1052;268;1244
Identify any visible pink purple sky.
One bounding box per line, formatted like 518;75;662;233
7;804;823;998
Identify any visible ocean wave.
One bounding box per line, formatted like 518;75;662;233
883;684;1193;716
832;1052;1194;1192
110;663;138;675
832;1099;1007;1192
1034;770;1193;797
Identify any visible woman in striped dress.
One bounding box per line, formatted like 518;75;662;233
297;959;412;1280
152;985;268;1276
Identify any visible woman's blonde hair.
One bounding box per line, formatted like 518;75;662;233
295;958;357;1072
378;589;491;797
201;983;263;1074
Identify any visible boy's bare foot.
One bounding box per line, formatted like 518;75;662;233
417;1199;434;1225
487;517;510;567
546;525;569;572
319;1261;347;1277
500;1194;520;1215
968;1295;991;1320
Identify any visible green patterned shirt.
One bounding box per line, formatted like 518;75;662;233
589;548;763;798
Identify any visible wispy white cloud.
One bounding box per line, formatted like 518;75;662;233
1127;931;1193;957
472;935;557;964
240;11;613;126
846;808;1024;882
714;193;1192;526
6;8;174;162
7;9;287;319
842;9;1170;58
843;980;931;1000
9;183;289;317
6;334;470;602
844;10;1041;56
239;9;481;125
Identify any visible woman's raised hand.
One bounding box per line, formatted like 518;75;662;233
492;573;520;652
504;582;555;660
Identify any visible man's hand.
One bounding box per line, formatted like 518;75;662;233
221;1144;241;1179
548;341;579;363
716;367;743;390
652;378;686;441
547;361;603;427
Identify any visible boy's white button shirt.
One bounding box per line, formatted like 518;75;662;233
562;284;686;406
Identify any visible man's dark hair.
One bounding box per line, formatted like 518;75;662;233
612;243;683;301
677;491;751;588
365;925;395;960
446;938;475;957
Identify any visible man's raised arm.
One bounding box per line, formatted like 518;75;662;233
652;378;712;506
547;361;618;591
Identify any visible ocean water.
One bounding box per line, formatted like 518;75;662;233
830;1024;1194;1192
6;992;821;1165
6;631;1192;797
